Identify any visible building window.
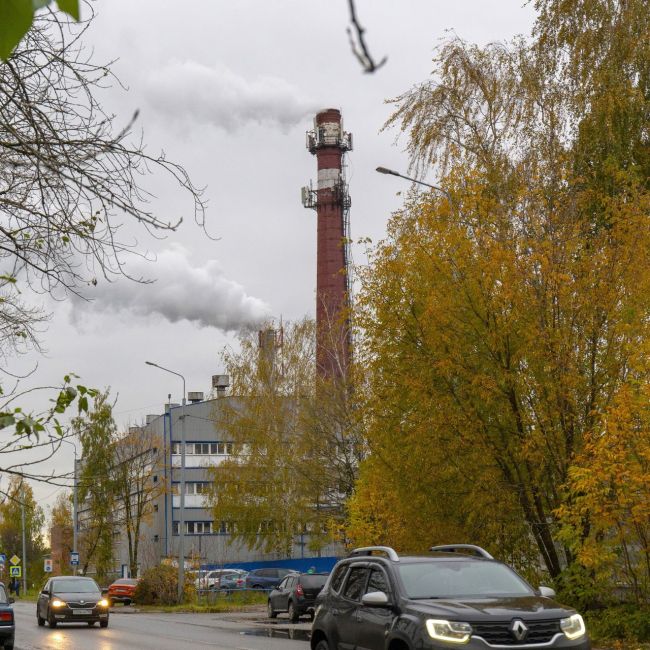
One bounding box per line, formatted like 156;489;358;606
172;521;213;535
172;482;211;495
171;442;233;456
153;504;158;512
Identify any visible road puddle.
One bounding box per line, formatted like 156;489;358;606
240;627;312;641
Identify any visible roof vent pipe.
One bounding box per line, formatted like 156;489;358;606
212;374;230;397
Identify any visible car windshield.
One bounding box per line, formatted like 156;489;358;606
398;561;533;599
52;579;99;593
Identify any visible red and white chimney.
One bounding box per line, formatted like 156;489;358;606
302;109;353;380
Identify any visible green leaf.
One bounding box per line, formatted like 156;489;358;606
56;0;78;20
0;0;35;61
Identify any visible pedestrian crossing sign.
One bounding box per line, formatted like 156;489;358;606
9;566;21;577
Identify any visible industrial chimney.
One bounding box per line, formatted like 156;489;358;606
302;109;352;380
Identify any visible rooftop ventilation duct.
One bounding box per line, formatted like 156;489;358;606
212;375;230;397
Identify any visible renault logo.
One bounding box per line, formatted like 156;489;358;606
510;619;529;641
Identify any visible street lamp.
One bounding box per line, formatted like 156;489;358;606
376;166;453;203
49;436;78;576
145;360;186;602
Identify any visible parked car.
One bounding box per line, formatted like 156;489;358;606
245;568;297;590
194;570;232;590
212;571;248;593
106;578;139;606
0;582;15;650
267;572;328;622
311;544;590;650
37;576;109;628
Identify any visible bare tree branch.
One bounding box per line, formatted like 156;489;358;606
346;0;387;74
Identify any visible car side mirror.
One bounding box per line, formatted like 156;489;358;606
41;589;48;595
361;591;390;607
8;598;14;604
538;586;556;599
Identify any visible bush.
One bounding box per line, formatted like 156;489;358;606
586;606;650;643
134;564;195;605
554;564;611;611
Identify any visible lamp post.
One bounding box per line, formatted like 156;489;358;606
145;361;186;602
375;166;453;204
49;436;78;575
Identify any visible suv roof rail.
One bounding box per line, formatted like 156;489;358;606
429;544;494;560
348;546;400;561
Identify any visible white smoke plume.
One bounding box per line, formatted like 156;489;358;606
145;60;318;132
70;245;271;331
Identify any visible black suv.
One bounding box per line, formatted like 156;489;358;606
311;545;590;650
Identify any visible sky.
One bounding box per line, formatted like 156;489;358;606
5;0;537;512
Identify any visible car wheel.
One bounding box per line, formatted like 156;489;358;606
37;611;45;626
47;609;57;628
88;621;96;626
288;601;299;623
3;642;14;650
267;600;277;619
314;639;331;650
100;620;109;628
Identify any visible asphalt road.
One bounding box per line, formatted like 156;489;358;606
11;601;312;650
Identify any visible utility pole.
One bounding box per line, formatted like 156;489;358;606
72;452;78;575
20;481;27;594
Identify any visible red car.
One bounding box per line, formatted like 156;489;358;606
106;578;139;606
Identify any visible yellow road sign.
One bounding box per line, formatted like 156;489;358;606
9;555;20;566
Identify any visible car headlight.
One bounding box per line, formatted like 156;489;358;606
560;613;586;640
51;599;66;608
426;619;472;644
98;599;110;608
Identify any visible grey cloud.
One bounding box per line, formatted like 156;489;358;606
70;245;271;331
144;60;318;131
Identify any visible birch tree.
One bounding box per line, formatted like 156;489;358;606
352;0;650;581
113;427;162;577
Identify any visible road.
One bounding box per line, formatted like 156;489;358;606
11;601;312;650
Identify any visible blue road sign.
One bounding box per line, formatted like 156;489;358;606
0;554;6;564
70;552;79;566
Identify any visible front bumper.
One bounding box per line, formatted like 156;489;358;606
52;607;109;622
421;635;591;650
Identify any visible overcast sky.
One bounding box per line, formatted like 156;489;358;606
6;0;536;512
